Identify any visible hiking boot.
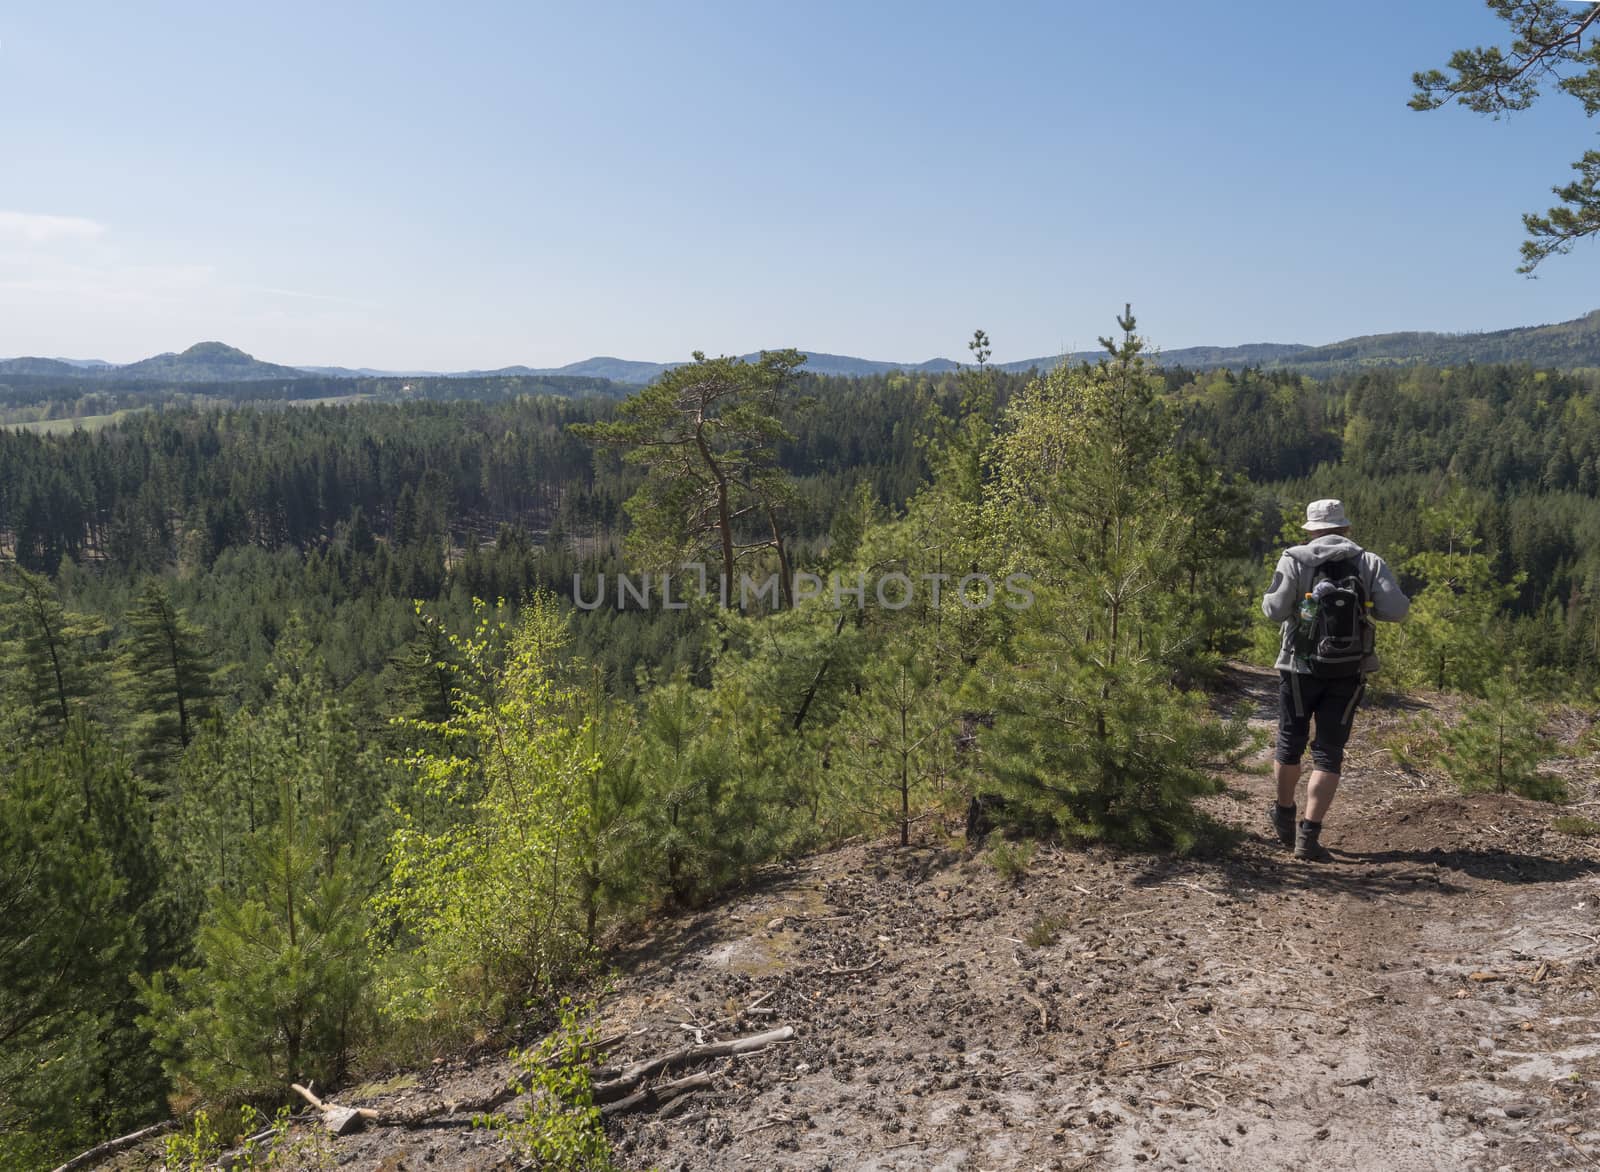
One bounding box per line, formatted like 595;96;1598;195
1268;803;1297;848
1294;820;1333;862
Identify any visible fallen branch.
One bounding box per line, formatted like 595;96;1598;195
383;1086;519;1128
577;1029;632;1059
592;1026;794;1104
51;1120;178;1172
217;1126;283;1171
1103;1048;1220;1077
819;956;882;978
291;1083;380;1136
1019;989;1049;1030
600;1070;715;1116
745;1112;795;1135
273;1028;787;1135
291;1082;380;1117
746;988;779;1013
1175;880;1227;901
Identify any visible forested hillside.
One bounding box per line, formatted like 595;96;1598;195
3;320;1599;1169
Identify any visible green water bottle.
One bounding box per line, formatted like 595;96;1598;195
1295;592;1317;658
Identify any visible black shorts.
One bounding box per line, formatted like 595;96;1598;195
1275;671;1364;773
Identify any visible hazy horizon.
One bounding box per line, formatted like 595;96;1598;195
15;305;1595;374
4;1;1596;368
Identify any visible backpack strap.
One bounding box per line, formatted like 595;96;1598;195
1340;676;1365;726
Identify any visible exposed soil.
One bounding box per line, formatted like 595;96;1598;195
106;664;1600;1171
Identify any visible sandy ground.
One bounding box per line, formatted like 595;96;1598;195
107;664;1600;1172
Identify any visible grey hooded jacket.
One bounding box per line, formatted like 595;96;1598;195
1262;534;1410;673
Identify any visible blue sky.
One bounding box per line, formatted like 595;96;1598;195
1;1;1597;368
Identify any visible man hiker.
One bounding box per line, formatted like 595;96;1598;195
1262;499;1409;861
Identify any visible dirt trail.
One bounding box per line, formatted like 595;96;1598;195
108;665;1600;1171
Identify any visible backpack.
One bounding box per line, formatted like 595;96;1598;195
1292;557;1372;679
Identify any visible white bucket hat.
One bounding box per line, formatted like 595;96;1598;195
1302;498;1351;532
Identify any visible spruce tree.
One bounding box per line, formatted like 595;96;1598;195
117;580;219;771
380;603;461;752
0;726;166;1169
0;565;107;741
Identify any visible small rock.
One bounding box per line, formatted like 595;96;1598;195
323;1107;365;1137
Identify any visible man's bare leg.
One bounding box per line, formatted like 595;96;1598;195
1305;770;1341;823
1274;760;1300;807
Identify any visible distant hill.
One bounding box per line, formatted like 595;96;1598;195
0;342;310;384
1251;309;1600;375
772;351;962;378
534;356;675;383
11;309;1600;388
494;315;1600;383
297;353;964;384
0;357;85;377
116;342;309;382
295;364;442;378
994;314;1600;376
1132;341;1313;371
